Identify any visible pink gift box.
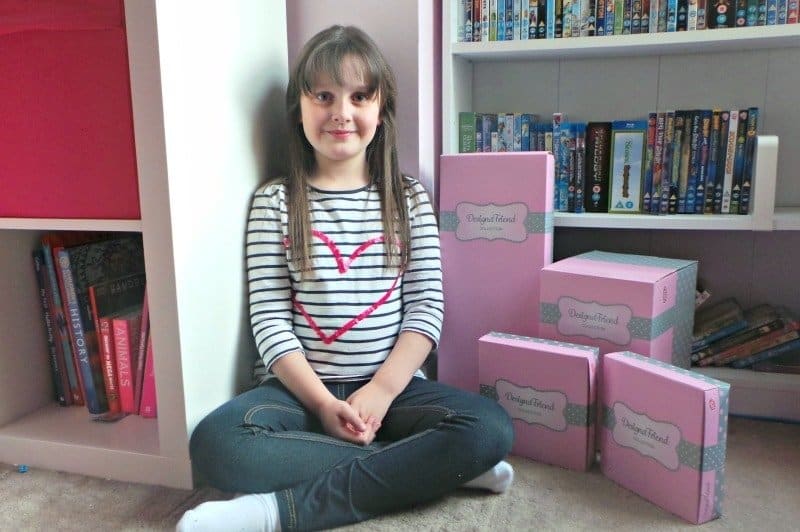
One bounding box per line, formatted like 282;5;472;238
539;251;697;368
600;351;730;524
439;152;554;392
478;332;598;471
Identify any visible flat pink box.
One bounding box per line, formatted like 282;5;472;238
600;351;730;525
478;332;598;471
539;251;697;368
439;152;554;392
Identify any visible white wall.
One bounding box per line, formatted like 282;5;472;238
149;0;289;436
286;0;441;202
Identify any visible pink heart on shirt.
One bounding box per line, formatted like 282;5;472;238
292;230;401;344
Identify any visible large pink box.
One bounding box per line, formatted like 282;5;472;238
539;251;698;368
478;332;598;471
439;152;554;392
600;351;730;524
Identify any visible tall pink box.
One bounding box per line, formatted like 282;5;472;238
600;351;730;525
539;251;698;368
478;332;598;471
439;152;554;392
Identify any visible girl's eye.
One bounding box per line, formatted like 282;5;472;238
352;93;370;103
315;92;331;102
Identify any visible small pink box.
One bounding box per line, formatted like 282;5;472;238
539;251;697;368
478;332;598;471
600;351;730;524
439;152;554;392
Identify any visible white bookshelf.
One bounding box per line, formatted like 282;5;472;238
442;3;800;419
0;0;289;489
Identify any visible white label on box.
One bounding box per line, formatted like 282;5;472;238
455;202;529;242
496;379;568;431
611;402;682;470
556;297;633;345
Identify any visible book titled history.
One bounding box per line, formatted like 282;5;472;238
58;235;145;415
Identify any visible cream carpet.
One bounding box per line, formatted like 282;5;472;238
2;417;798;531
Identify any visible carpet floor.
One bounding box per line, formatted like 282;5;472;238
1;416;798;531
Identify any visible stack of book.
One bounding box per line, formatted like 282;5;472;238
32;232;157;420
690;298;800;371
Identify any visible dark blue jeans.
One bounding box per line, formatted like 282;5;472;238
189;376;513;531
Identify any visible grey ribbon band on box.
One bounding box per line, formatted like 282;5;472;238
439;211;553;234
539;302;678;342
602;405;728;472
481;384;594;427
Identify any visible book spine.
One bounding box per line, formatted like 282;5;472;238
33;250;67;406
474;0;484;40
696;319;791;365
459;112;477;153
597;0;607;33
696;0;709;27
669;112;684;214
632;0;644;32
650;112;665;213
113;315;140;414
609;120;648;213
676;110;692;214
558;122;574;212
584;122;612;213
514;0;523;38
42;242;82;405
657;0;669;29
730;108;749;214
685;110;702;214
704;109;722;213
574;123;586;213
57;249;106;414
138;335;157;418
642;113;657;213
739;107;759;215
134;289;150;415
757;0;768;23
667;0;679;29
730;336;800;369
714;326;800;366
788;0;799;22
521;0;531;38
552;113;564;207
677;0;689;28
777;0;788;23
695;110;712;213
97;315;121;414
659;111;676;214
721;109;739;214
766;0;779;23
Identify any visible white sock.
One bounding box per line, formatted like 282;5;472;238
462;460;514;493
176;493;281;532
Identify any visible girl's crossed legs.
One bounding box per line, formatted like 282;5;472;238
185;376;514;531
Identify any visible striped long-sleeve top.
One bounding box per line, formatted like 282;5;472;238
246;176;443;383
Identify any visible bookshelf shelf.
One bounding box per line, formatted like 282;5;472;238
694;367;800;422
554;212;759;231
450;25;800;62
774;207;800;231
0;218;142;232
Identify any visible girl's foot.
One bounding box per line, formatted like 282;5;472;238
176;492;280;532
462;460;514;493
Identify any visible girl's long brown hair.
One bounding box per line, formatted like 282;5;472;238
285;25;409;275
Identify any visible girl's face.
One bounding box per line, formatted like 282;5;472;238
299;55;382;180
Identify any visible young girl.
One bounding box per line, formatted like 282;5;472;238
178;25;514;532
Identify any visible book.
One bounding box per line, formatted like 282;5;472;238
696;306;795;366
608;120;647;213
720;108;739;213
459;111;477;153
659;111;676;215
729;108;749;214
111;308;144;414
739;107;759;215
642;113;657;214
729;336;800;369
752;346;800;374
584;122;611;212
691;297;746;353
58;235;145;415
650;112;666;214
138;333;157;418
33;249;68;406
704;109;722;214
133;289;151;415
88;272;147;414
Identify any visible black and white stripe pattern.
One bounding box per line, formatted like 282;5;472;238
246;177;443;383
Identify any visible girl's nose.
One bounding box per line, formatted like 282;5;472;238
331;100;353;123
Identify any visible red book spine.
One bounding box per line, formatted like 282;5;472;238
112;315;140;414
138;335;157;418
97;316;121;414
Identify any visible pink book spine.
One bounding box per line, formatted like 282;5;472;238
112;315;140;414
138;334;157;418
133;288;149;415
